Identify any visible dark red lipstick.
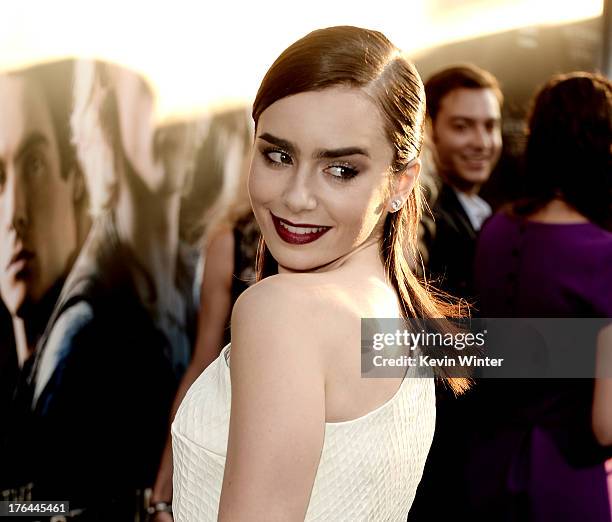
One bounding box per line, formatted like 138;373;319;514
271;213;331;245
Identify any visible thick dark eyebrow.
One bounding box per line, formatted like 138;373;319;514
258;132;369;160
258;133;297;156
16;132;50;162
314;147;370;159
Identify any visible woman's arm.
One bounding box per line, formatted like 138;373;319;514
592;323;612;445
218;278;326;521
150;228;235;516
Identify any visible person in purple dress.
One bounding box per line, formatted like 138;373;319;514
471;72;612;521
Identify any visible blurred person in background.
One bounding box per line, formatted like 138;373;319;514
467;72;612;521
0;60;88;496
421;64;503;303
155;116;211;351
178;110;245;248
149;108;259;520
411;63;503;521
25;60;199;519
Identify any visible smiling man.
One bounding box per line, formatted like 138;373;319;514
411;64;503;522
422;64;503;301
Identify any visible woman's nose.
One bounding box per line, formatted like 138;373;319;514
281;167;317;214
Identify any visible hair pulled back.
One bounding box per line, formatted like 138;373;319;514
253;26;469;393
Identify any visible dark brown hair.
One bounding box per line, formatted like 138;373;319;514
15;60;77;180
424;63;503;123
514;72;612;230
252;26;469;393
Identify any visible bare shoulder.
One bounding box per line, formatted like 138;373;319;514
230;273;343;370
221;273;328;520
232;273;335;328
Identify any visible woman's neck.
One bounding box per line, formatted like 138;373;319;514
528;198;589;224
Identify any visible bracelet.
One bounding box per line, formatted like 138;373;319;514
147;501;172;515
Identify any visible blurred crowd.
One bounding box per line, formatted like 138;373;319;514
411;65;612;522
0;53;610;522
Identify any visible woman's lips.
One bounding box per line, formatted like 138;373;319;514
270;213;331;245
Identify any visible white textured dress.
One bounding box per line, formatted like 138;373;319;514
172;344;435;521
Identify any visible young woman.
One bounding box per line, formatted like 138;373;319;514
172;26;466;521
471;73;612;521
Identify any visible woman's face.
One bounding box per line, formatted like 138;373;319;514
248;87;397;272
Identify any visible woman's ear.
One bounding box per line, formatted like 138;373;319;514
387;158;421;212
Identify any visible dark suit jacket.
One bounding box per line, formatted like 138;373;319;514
411;184;482;521
423;183;479;303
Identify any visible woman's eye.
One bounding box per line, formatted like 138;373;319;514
265;150;292;165
326;165;358;180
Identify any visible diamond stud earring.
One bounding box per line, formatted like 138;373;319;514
391;199;402;211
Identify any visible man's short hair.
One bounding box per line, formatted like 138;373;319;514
15;60;76;180
424;64;503;122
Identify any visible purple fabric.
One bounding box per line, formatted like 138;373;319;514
473;212;612;521
529;427;609;521
475;212;612;319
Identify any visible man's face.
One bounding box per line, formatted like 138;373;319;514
0;75;77;317
431;87;502;193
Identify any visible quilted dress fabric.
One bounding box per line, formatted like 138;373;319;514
172;344;436;521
